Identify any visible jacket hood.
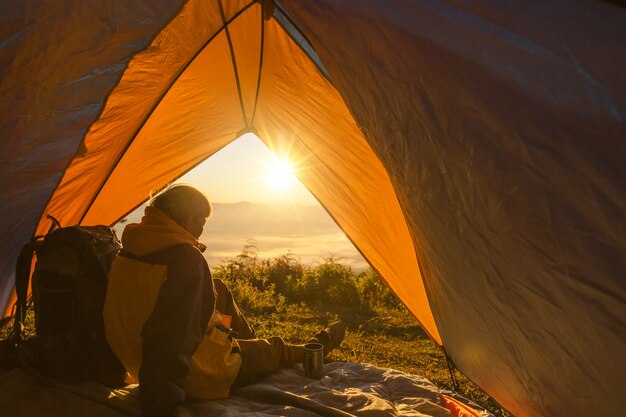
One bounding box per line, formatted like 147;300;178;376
122;206;204;256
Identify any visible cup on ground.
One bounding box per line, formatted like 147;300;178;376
303;342;324;379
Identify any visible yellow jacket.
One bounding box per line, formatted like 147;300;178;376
103;207;241;413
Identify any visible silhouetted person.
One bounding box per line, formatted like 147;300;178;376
104;185;345;417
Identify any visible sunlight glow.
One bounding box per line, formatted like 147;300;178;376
265;157;296;191
176;133;317;205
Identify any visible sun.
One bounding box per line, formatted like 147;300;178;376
265;157;296;191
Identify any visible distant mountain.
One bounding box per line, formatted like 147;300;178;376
205;202;340;237
114;202;368;271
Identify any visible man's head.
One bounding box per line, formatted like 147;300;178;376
150;185;211;239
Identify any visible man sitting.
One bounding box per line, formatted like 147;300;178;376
103;185;345;417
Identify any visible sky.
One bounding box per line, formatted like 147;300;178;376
179;133;318;206
116;133;368;271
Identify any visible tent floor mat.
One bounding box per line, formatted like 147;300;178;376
0;361;493;416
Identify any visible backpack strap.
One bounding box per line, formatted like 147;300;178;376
12;214;62;335
118;244;193;266
13;241;37;336
45;214;62;234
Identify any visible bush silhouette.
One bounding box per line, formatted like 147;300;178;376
212;245;402;313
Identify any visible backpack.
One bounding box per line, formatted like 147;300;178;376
12;216;126;387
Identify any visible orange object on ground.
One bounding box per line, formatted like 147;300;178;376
441;394;485;417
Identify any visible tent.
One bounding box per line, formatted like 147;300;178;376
1;1;624;416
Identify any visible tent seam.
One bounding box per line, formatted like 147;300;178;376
218;0;249;127
273;2;330;83
250;0;266;126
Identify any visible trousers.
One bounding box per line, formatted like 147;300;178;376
212;279;305;388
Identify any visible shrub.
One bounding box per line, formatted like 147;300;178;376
356;268;403;310
298;257;360;307
227;279;286;315
212;242;285;314
212;246;406;313
262;253;304;300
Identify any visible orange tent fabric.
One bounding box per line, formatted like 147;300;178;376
2;1;625;417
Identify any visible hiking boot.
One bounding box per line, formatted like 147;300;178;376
307;320;346;356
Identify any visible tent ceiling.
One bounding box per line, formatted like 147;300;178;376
2;2;625;417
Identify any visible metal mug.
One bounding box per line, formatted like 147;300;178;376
304;342;324;379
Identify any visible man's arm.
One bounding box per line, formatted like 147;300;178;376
139;245;215;417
